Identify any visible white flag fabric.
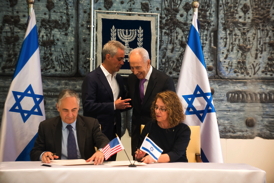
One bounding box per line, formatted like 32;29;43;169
176;11;223;163
0;9;45;161
140;136;163;161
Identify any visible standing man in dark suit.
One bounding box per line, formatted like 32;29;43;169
82;40;131;161
128;47;175;158
31;89;109;165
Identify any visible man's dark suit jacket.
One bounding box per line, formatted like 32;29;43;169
82;66;128;141
128;67;175;156
30;115;109;161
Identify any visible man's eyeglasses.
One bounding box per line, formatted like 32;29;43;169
154;106;167;112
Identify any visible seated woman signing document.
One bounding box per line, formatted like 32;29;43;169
135;91;190;164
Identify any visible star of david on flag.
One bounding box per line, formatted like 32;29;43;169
183;85;215;122
9;85;44;123
176;8;223;163
0;8;45;161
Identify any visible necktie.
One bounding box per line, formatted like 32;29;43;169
66;125;77;159
139;79;146;102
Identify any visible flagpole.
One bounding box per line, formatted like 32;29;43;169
28;0;34;15
192;1;199;12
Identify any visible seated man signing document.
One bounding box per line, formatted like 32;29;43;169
30;89;109;165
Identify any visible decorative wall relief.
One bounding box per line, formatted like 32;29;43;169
227;90;274;103
211;80;274;139
158;0;217;78
218;0;274;78
0;0;77;77
78;0;92;76
38;0;77;76
0;1;27;75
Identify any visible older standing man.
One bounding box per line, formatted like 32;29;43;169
128;47;175;158
31;89;109;165
82;40;131;161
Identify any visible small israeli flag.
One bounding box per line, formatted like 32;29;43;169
140;136;163;161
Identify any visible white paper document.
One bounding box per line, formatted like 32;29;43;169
50;159;94;166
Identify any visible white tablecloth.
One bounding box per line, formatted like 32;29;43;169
0;161;266;183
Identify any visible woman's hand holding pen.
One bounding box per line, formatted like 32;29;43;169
42;152;59;163
140;155;157;164
135;149;157;164
134;149;146;161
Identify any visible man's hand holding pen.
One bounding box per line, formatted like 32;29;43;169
42;152;59;163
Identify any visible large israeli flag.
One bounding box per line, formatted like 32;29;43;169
176;10;223;163
0;9;45;161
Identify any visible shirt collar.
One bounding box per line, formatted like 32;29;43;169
145;65;153;80
100;64;117;78
62;120;77;130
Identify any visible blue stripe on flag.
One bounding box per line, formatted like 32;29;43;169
187;25;206;68
145;138;162;153
141;147;158;160
13;25;39;79
16;134;38;161
201;148;209;162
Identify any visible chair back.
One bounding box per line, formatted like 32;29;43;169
187;126;201;162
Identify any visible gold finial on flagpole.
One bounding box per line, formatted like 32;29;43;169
192;1;199;12
28;0;34;15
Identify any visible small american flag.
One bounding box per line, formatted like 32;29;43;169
102;137;124;160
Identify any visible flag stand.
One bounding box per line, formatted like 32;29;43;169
115;134;136;167
123;149;136;167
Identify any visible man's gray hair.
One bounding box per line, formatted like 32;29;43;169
129;47;150;63
102;40;125;60
57;89;80;106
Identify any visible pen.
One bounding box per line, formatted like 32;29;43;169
42;164;51;167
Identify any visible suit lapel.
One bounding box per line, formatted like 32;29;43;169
96;67;114;101
116;75;123;97
54;118;62;157
143;68;157;104
132;76;142;106
76;116;86;158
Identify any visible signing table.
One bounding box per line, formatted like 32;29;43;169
0;161;266;183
